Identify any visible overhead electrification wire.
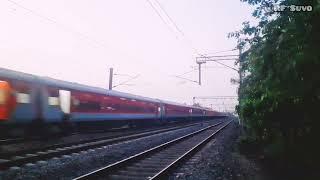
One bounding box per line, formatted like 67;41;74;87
6;0;124;52
147;0;201;55
191;66;230;69
153;1;240;72
205;48;237;55
204;55;238;58
146;0;206;83
146;0;179;39
151;1;238;72
114;73;136;78
209;61;238;71
172;75;198;84
113;74;140;88
153;0;185;36
153;0;204;56
178;69;197;76
7;0;146;89
147;0;239;83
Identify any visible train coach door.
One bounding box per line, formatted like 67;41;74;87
0;81;15;120
159;103;165;120
59;90;71;114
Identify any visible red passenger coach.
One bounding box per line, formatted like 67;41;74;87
70;90;159;122
164;103;191;119
40;77;164;128
206;110;217;117
0;67;225;137
159;100;193;122
0;73;38;123
191;107;204;117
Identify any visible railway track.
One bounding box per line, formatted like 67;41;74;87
0;122;208;159
0;123;178;147
0;121;215;170
73;121;231;180
0;138;25;145
0;125;147;147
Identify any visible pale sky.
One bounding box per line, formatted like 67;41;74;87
0;0;255;111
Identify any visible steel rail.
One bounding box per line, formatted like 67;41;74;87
0;121;210;170
0;121;201;158
0;138;25;145
151;121;231;179
73;121;229;180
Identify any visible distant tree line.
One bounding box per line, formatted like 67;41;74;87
230;0;320;172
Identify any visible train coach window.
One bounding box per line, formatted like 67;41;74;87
77;101;101;111
122;105;130;111
16;93;30;104
124;105;140;112
133;106;141;112
48;97;59;106
72;98;80;106
112;104;120;110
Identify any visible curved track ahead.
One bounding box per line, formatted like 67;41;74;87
73;121;231;180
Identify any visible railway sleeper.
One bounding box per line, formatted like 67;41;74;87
160;148;188;154
137;160;169;165
125;166;160;173
116;171;155;179
144;156;177;162
116;170;154;177
150;153;180;158
108;174;146;180
130;163;165;169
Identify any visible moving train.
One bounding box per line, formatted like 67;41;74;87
0;68;224;136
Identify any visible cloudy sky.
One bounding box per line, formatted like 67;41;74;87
0;0;254;111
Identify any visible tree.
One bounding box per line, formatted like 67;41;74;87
230;0;320;171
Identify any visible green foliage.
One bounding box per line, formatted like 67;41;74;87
231;0;320;168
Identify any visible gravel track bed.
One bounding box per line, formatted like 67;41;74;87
169;119;260;180
0;119;222;180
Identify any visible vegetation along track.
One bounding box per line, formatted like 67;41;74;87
0;121;214;170
73;121;231;180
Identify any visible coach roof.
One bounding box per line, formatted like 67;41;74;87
40;76;160;103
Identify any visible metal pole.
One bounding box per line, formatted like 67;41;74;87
239;48;242;88
109;68;113;90
198;63;201;85
238;48;242;126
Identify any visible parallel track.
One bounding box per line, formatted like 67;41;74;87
0;121;211;170
0;138;25;145
73;121;231;180
0;123;196;159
